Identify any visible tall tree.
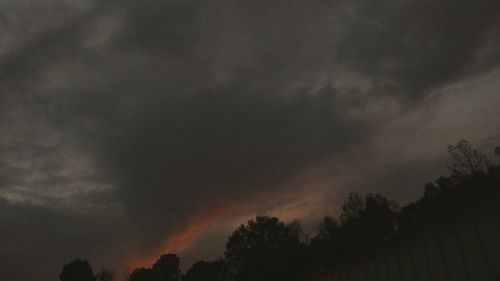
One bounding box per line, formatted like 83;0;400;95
152;254;181;281
447;139;490;177
95;269;114;281
310;216;342;267
340;193;399;246
59;259;94;281
224;216;307;281
182;260;223;281
316;216;340;240
128;268;158;281
339;192;365;223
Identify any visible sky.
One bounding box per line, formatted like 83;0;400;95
0;0;500;280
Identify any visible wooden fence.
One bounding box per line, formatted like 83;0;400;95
316;197;500;281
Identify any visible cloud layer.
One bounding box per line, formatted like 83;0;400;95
1;1;499;280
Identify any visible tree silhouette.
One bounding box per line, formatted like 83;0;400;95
224;216;307;281
58;140;500;281
316;216;340;240
60;259;94;281
95;269;114;281
128;268;158;281
310;216;342;268
125;253;181;281
340;192;365;222
182;260;223;281
152;254;181;281
447;139;490;177
340;192;399;245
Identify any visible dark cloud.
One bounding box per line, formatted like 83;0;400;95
0;197;125;281
0;0;499;280
336;0;500;98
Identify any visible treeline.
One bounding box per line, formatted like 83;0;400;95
59;140;500;281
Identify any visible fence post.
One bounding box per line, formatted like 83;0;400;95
451;214;472;281
405;235;419;281
471;205;493;280
383;247;393;281
420;230;434;281
395;239;405;281
371;252;381;281
434;225;452;281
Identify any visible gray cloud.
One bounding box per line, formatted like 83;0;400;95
0;197;125;281
336;0;500;98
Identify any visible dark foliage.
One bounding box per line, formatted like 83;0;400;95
447;139;491;177
182;260;223;281
127;254;181;281
60;140;499;281
128;268;158;281
60;259;94;281
95;269;114;281
152;254;181;281
223;216;311;281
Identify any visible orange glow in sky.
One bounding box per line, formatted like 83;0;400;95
126;208;227;271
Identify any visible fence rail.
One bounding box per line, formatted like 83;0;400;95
317;198;500;281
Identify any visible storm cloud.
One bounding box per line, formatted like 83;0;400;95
1;0;499;280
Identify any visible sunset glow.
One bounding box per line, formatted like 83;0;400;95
127;208;228;270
